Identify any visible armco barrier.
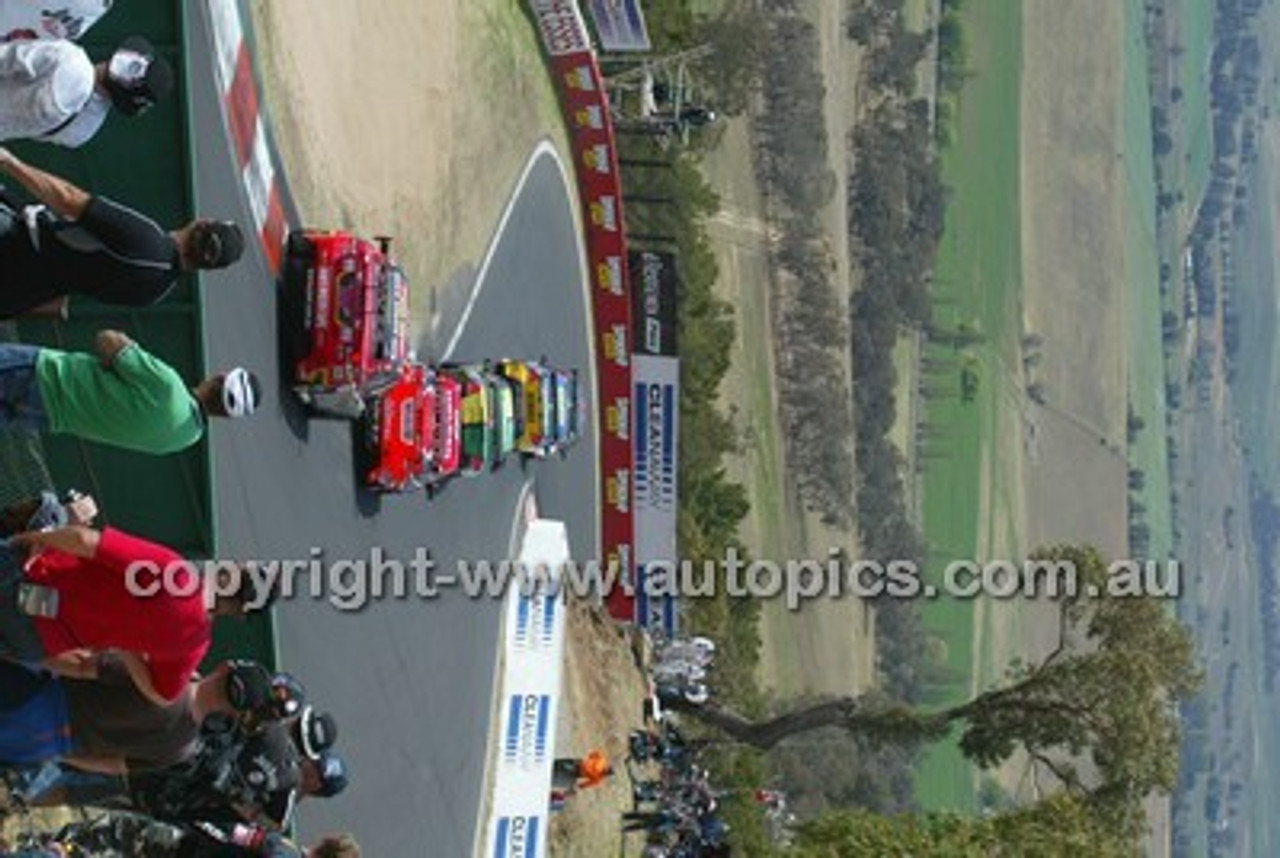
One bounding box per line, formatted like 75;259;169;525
527;0;636;621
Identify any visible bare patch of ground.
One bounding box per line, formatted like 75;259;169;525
1018;0;1130;544
246;1;567;337
549;600;650;858
1001;1;1168;847
1008;0;1131;675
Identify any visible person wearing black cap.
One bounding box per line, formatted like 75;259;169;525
0;34;173;146
0;328;259;454
301;751;349;800
0;145;244;319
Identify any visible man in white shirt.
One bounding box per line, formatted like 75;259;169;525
0;1;113;42
0;34;173;147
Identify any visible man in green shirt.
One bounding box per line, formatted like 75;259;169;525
0;330;259;453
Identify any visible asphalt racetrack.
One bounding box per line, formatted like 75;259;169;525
184;7;598;853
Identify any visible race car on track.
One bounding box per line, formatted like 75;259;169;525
444;364;497;477
490;372;521;469
362;363;463;495
361;362;434;493
496;359;557;459
423;370;462;495
549;367;583;456
283;229;410;418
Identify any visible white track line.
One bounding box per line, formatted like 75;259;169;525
441;140;576;360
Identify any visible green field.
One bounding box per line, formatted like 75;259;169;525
1235;157;1280;489
1123;0;1174;566
1177;0;1214;210
914;0;1023;812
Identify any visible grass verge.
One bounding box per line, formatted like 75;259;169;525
1123;0;1173;565
915;0;1023;812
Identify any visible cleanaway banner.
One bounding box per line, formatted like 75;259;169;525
485;521;569;858
633;354;679;634
587;0;652;52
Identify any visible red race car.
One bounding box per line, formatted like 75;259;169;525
424;370;462;496
284;229;411;418
362;363;463;495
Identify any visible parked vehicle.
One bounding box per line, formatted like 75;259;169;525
284;229;410;418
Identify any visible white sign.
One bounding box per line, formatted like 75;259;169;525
484;520;569;858
632;355;679;634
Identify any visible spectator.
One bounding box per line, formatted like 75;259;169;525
551;749;612;796
0;146;244;318
0;522;275;702
0;329;259;454
0;658;274;773
0;36;173;147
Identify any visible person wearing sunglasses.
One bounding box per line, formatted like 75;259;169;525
0;145;244;319
0;327;260;454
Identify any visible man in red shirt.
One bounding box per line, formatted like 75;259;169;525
0;523;274;703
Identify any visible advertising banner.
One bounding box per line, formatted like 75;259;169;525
528;0;592;56
484;521;569;858
633;354;679;634
628;250;679;357
586;0;652;52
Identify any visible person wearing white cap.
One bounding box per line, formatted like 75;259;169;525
0;327;260;454
0;34;173;147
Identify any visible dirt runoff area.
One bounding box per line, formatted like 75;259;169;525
549;602;652;857
1010;0;1167;850
246;0;567;336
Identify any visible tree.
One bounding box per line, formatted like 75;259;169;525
789;793;1138;856
669;546;1200;815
